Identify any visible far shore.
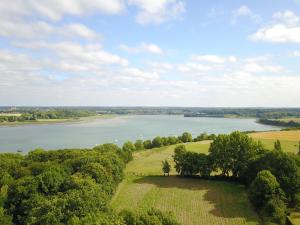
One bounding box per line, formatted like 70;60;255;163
0;114;116;127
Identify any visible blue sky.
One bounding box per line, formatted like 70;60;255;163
0;0;300;106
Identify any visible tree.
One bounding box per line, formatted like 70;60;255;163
162;160;171;176
120;208;180;225
152;136;163;148
261;197;287;225
134;140;144;151
173;145;187;175
143;140;152;149
249;170;284;208
180;132;193;143
123;141;136;152
274;140;282;151
209;131;263;178
167;136;179;145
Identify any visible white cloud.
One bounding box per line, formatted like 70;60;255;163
128;0;185;24
250;10;300;43
120;43;163;54
250;24;300;43
15;41;129;70
0;0;125;22
243;63;284;73
1;49;299;107
122;68;160;80
177;63;211;73
0;19;99;40
272;10;299;26
231;5;261;24
191;55;236;64
64;24;99;40
292;51;300;57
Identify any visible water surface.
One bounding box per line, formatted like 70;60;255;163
0;115;280;152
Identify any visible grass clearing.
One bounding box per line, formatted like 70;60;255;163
112;142;261;225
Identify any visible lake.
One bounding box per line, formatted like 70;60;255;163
0;115;280;152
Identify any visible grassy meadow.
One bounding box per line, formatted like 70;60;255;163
111;142;261;225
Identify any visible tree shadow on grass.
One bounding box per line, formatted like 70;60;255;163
134;175;261;224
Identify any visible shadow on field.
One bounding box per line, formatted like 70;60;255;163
134;175;260;224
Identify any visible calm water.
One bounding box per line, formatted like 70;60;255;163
0;115;280;152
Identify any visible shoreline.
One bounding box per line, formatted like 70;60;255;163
0;114;116;127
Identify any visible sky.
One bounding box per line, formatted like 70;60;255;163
0;0;300;107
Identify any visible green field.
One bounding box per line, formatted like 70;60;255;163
111;142;261;225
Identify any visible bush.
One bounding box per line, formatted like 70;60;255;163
179;132;193;143
262;197;287;225
120;208;180;225
249;170;284;208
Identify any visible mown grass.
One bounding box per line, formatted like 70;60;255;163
111;142;261;225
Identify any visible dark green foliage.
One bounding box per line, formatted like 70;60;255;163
193;132;216;142
243;150;300;206
274;140;282;151
258;118;300;127
179;132;193;143
173;145;211;176
0;144;129;225
209;131;263;178
143;140;152;149
0;207;13;225
134;140;144;151
167;136;179;145
152;136;164;148
249;170;284;208
123;141;136;152
120;208;180;225
162;160;171;176
261;197;287;225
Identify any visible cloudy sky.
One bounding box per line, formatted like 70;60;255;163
0;0;300;107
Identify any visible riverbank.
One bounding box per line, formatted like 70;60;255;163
0;114;115;127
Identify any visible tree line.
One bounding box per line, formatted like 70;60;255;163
169;131;300;225
0;109;96;123
258;118;300;127
123;132;216;152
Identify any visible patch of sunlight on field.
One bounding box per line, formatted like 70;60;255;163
249;130;300;141
249;130;300;153
127;141;210;176
111;141;261;225
112;176;260;225
289;212;300;225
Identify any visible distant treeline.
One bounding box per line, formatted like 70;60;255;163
170;131;300;225
2;106;300;118
258;118;300;127
0;109;96;123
